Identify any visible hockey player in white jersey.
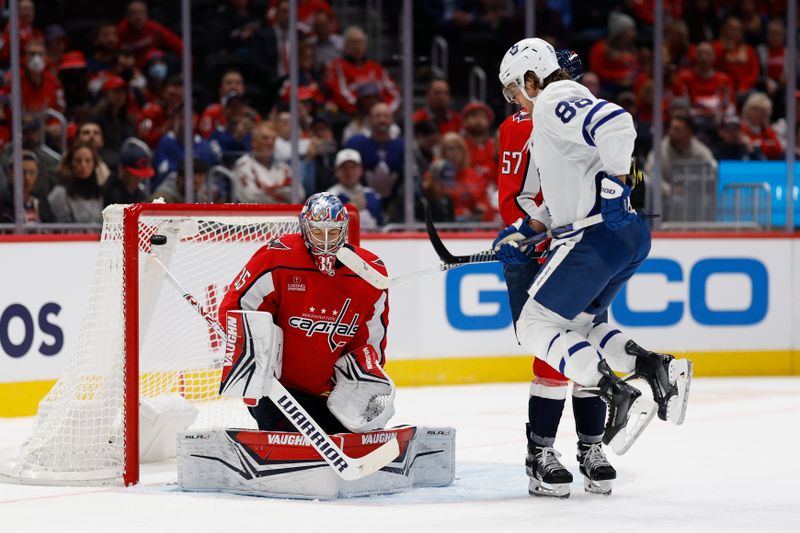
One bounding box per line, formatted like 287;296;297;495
496;46;615;498
494;38;692;465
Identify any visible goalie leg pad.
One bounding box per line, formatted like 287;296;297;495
177;426;455;499
219;311;283;400
139;393;198;463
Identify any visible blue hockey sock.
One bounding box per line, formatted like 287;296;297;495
528;395;566;448
572;394;606;444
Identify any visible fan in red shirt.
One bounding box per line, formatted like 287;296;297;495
267;0;336;35
425;132;492;222
740;91;783;160
461;101;497;193
758;18;788;96
136;75;190;147
117;0;183;69
0;0;43;65
4;39;65;115
412;80;462;136
713;16;760;96
589;12;639;95
672;42;736;123
218;193;391;433
324;26;400;114
199;70;260;139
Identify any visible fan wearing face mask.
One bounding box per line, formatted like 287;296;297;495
9;38;65;115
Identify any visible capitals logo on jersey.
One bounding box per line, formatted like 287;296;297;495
287;298;360;351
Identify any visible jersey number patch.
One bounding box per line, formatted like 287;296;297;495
500;151;524;175
555;98;592;123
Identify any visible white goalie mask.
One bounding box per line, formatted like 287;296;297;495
498;38;560;104
299;192;349;275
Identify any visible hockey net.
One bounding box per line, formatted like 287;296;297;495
0;203;360;486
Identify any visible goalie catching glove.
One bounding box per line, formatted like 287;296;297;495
328;345;396;433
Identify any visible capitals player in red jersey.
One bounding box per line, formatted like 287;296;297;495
218;192;394;435
495;46;615;497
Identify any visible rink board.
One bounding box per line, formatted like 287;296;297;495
1;233;798;416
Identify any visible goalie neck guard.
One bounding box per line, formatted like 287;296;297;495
300;192;349;275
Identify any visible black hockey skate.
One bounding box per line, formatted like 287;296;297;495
625;340;692;425
596;360;656;455
577;441;616;495
526;445;573;498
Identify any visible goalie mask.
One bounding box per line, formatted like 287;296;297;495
299;192;349;275
498;38;560;105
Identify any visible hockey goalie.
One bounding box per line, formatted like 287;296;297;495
177;193;454;499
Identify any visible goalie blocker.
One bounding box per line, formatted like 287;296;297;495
178;425;455;499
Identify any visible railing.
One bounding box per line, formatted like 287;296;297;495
721;183;772;230
431;36;448;80
41;108;68;155
366;0;384;65
468;66;486;103
660;159;719;231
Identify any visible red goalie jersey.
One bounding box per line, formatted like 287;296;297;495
218;233;389;397
497;110;542;226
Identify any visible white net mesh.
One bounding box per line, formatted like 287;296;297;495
1;204;313;485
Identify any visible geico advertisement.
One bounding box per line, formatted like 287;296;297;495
365;237;796;358
0;242;98;382
0;237;796;382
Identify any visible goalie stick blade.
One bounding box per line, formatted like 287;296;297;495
337;247;392;290
341;438;400;481
337;247;453;289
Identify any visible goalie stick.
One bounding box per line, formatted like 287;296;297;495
146;235;400;481
336;246;465;290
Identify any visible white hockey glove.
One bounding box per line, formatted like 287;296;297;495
328;346;396;433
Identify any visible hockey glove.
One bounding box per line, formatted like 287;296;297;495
599;174;636;230
493;216;539;264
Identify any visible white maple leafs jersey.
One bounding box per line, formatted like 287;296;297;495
531;80;636;231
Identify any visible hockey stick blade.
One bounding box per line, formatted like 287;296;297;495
422;197;461;264
268;379;399;481
149;255;400;480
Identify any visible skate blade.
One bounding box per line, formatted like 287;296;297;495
609;397;656;456
584;477;612;495
529;478;570;498
667;358;692;425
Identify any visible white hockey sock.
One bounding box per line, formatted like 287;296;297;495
588;323;636;374
540;330;604;386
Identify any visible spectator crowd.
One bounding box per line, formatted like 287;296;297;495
0;0;796;229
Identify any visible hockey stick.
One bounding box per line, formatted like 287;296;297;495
336;246;467;290
146;240;399;481
423;199;605;265
338;208;605;291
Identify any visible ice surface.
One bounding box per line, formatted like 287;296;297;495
2;378;799;533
